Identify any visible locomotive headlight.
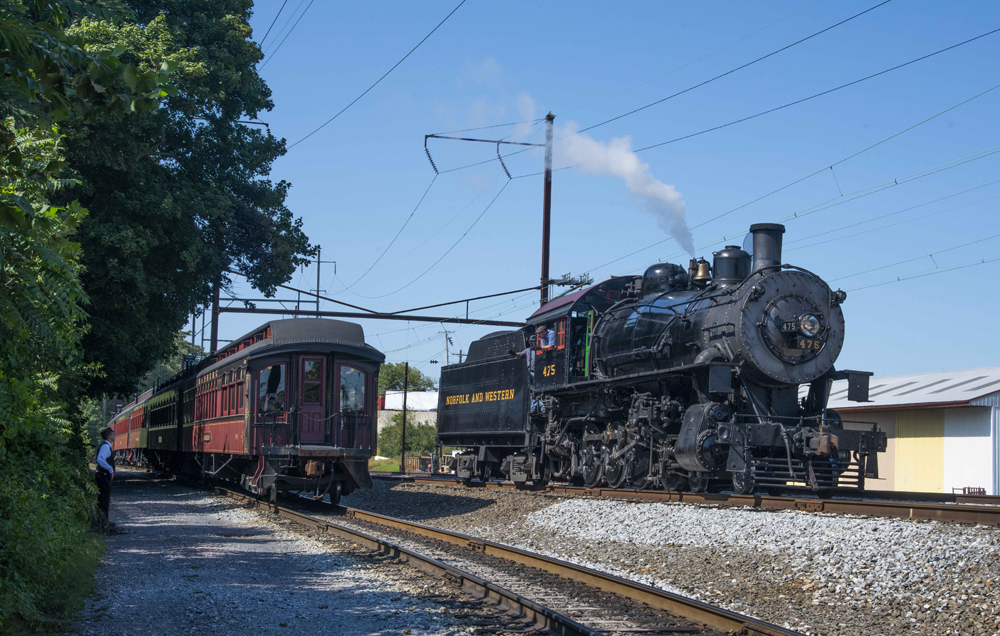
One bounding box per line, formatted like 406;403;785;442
799;314;821;337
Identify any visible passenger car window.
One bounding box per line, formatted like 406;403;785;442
340;366;366;414
258;364;285;414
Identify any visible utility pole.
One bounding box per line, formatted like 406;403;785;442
400;362;409;474
458;349;463;364
540;112;554;306
210;280;221;354
310;249;336;314
439;328;454;365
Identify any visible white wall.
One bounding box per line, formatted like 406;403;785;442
993;407;1000;496
943;406;994;494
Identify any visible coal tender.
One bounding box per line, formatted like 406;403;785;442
437;223;886;494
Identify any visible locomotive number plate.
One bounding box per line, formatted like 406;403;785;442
796;337;823;350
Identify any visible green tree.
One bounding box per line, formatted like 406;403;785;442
376;412;437;459
378;362;436;394
140;330;205;388
0;2;173;627
60;0;314;397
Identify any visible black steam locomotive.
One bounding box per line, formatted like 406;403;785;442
437;223;886;494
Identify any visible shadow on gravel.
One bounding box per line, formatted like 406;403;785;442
342;483;496;522
82;478;462;635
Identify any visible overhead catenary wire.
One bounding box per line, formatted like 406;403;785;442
829;232;1000;282
262;0;305;54
599;143;1000;279
338;174;438;292
581;81;1000;275
260;0;312;67
434;24;1000;178
576;0;893;134
339;179;513;299
258;0;290;47
288;0;468;149
846;255;1000;291
632;29;1000;154
785;183;1000;252
558;0;824;119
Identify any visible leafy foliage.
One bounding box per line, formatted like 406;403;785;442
0;0;171;126
378;362;437;394
60;1;314;397
0;1;174;627
376;412;438;459
0;122;98;628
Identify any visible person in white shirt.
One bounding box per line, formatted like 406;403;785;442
95;427;115;523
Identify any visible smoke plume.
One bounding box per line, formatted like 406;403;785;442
557;124;694;256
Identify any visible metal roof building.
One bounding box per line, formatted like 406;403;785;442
804;367;1000;494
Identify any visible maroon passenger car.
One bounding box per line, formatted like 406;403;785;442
111;318;383;503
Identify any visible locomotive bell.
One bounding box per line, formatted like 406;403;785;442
692;258;712;284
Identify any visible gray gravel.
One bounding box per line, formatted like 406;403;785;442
343;481;1000;636
71;472;512;636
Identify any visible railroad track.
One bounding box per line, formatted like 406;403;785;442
216;486;805;636
371;473;1000;526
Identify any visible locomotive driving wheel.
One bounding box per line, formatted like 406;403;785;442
604;453;628;489
581;445;605;488
731;469;755;495
688;472;708;493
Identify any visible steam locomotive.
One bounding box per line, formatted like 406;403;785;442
437;223;886;494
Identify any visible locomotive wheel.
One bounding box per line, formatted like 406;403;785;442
582;446;605;488
604;455;628;489
688;472;708;493
662;472;688;492
731;470;755;495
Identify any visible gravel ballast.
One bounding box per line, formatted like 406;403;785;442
344;480;1000;636
73;474;511;636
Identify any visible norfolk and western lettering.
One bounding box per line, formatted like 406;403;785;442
444;389;516;406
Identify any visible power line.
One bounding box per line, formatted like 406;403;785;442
262;0;305;55
846;255;1000;291
578;0;893;134
258;0;290;47
558;0;824;119
785;183;1000;252
258;0;315;70
288;0;468;149
591;142;1000;276
432;119;544;135
581;82;1000;274
830;232;1000;282
339;175;438;292
633;28;1000;153
345;179;513;299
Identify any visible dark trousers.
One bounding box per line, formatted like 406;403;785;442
96;470;112;520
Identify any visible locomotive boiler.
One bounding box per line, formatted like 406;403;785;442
437;223;886;494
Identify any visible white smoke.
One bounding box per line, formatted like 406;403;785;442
557;124;694;256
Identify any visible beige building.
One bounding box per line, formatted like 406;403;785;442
816;367;1000;494
376;390;438;435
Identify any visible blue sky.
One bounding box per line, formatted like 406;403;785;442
208;0;1000;382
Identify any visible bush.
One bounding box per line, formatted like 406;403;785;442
377;412;437;459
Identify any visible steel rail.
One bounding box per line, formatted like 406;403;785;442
215;487;599;636
217;486;803;636
372;474;1000;526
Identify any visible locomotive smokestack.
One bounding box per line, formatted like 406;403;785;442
750;223;785;273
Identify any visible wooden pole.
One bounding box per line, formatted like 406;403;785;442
540;112;554;306
400;362;409;473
